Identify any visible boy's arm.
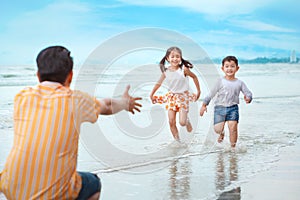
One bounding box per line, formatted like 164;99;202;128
199;103;207;116
184;67;201;100
203;78;221;106
200;78;221;116
241;81;252;104
99;85;142;115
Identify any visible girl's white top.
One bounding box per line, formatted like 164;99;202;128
164;67;189;93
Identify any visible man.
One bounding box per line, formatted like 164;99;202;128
0;46;142;199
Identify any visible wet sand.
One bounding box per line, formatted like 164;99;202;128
1;138;300;200
239;137;300;200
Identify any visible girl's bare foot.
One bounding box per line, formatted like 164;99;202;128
186;119;193;132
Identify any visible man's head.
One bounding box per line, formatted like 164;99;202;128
36;46;73;85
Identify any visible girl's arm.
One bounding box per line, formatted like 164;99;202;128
100;85;142;115
184;67;201;100
150;73;165;103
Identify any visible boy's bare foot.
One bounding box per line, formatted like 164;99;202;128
218;132;224;143
174;135;180;141
186;119;193;132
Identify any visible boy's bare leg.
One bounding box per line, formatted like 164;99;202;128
88;192;100;200
227;121;238;147
179;109;192;132
168;110;179;140
214;122;225;143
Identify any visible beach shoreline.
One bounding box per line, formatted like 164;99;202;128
1;138;300;200
238;137;300;200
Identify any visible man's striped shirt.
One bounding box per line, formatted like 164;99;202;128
0;82;101;199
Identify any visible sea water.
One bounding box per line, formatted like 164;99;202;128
0;63;300;199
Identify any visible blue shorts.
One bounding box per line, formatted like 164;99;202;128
76;172;101;200
214;105;239;125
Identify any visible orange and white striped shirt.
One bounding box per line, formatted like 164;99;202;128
0;81;101;199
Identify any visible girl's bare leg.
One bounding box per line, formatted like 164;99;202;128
179;109;192;132
227;121;238;147
214;122;225;143
168;110;179;140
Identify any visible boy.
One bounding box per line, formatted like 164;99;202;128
0;46;142;199
200;56;252;147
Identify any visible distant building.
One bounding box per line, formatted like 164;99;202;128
290;50;296;63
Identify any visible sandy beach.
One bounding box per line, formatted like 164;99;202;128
240;137;300;200
1;139;300;200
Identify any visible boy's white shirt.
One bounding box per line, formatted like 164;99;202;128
203;77;252;107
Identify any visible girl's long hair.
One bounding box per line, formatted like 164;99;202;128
159;46;193;72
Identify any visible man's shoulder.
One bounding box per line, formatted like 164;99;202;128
71;90;99;104
72;89;93;98
15;86;35;96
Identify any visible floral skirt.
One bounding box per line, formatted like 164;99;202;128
153;91;196;112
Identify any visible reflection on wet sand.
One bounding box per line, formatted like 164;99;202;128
216;152;241;200
168;158;191;200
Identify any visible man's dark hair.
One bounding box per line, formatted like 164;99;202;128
36;46;73;84
222;55;238;66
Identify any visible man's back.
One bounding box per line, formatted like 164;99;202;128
0;82;100;199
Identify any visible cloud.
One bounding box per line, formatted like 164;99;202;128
0;1;112;65
230;20;296;33
117;0;274;17
189;28;300;59
1;0;299;64
7;1;91;35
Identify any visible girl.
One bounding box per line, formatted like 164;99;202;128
150;46;201;141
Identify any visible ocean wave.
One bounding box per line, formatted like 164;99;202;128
0;110;13;130
1;74;19;78
0;81;37;87
253;94;300;100
91;145;222;174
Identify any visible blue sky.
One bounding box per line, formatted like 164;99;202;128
1;0;299;65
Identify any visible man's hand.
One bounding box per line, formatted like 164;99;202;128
122;85;142;114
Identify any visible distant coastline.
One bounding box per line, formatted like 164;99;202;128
192;57;299;64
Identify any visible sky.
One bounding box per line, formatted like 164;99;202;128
0;0;299;65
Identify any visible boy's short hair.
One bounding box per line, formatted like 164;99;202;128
36;46;73;84
222;56;238;66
